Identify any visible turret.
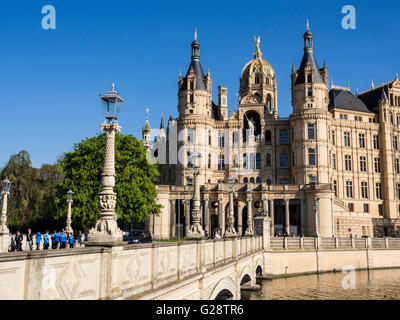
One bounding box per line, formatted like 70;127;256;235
142;108;151;150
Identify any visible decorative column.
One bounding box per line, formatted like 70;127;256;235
285;199;290;235
218;197;224;234
203;196;209;234
245;188;254;235
270;199;275;236
87;84;125;246
66;189;74;234
300;198;306;235
314;198;320;237
186;165;205;239
224;176;237;237
87;123;124;245
170;199;176;238
0;179;10;234
185;199;190;234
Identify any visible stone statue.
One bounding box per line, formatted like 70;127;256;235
245;114;255;136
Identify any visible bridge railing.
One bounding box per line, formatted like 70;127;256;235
270;236;400;251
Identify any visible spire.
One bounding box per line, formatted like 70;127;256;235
160;113;164;129
292;64;296;73
191;29;200;60
253;36;262;59
356;88;359;95
380;88;388;103
303;19;313;51
347;81;350;90
371;80;374;88
142;108;151;134
396;73;399;81
323;60;327;69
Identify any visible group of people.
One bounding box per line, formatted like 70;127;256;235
10;228;88;252
274;232;305;237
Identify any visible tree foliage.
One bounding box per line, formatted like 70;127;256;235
1;134;161;232
56;133;161;231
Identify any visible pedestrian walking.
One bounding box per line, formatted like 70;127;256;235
68;232;75;248
51;230;60;249
35;232;42;250
26;228;33;251
77;231;83;247
60;229;67;249
43;230;50;250
84;230;88;242
9;236;16;252
15;231;23;251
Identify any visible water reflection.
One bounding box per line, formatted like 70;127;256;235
242;269;400;300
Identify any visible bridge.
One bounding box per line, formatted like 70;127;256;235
0;235;268;300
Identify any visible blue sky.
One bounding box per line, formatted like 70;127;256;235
1;0;400;168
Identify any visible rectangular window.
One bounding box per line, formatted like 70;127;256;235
243;153;248;169
280;179;289;185
364;204;369;213
333;180;337;196
359;133;365;148
309;175;316;185
187;129;194;144
307;74;312;83
308;148;316;165
345;155;352;170
218;154;225;171
280;154;289;169
208;154;211;169
280;130;288;145
361;182;368;199
348;203;354;212
218;131;225;147
374;157;381;173
375;183;382;200
360;156;367;172
190;94;194;103
308;124;315;139
373;135;379;149
378;204;383;216
396;158;400;174
346;180;353;198
397;184;400;200
307;88;312;96
344;132;350;146
332;153;336;169
332;130;335;144
394;136;398;151
186;177;193;186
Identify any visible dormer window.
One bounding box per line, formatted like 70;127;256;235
307;74;312;83
189;81;194;90
307;88;312;97
255;75;260;84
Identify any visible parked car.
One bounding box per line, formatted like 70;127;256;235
123;230;152;244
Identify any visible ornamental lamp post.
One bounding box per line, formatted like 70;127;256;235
186;151;205;240
1;178;11;233
66;189;74;234
86;83;125;246
224;176;237;238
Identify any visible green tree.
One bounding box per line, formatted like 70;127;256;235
56;133;161;231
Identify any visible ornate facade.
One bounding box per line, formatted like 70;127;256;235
143;24;400;239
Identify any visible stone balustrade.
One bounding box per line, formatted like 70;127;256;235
270;237;400;251
0;236;263;300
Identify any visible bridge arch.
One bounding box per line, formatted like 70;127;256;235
254;258;263;276
239;264;254;286
209;276;238;300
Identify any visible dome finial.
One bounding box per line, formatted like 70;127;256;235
112;82;115;91
306;18;309;32
194;28;197;41
253;35;262;59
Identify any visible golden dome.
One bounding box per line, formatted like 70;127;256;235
241;36;275;79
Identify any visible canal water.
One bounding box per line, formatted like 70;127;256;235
242;269;400;300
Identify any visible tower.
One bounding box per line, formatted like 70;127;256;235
142;108;151;150
177;30;212;118
290;20;333;237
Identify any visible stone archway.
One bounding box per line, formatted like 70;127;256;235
209;276;238;300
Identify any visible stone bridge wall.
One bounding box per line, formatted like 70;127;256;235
0;236;264;300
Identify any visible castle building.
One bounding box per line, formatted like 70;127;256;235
143;24;400;239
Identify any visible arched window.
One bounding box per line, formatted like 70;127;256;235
255;75;260;84
265;130;271;144
256;153;261;169
250;177;255;183
256;177;261;183
266;153;271;166
208;130;212;145
266;77;270;85
243;177;248;183
267;94;272;111
243;153;248;169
